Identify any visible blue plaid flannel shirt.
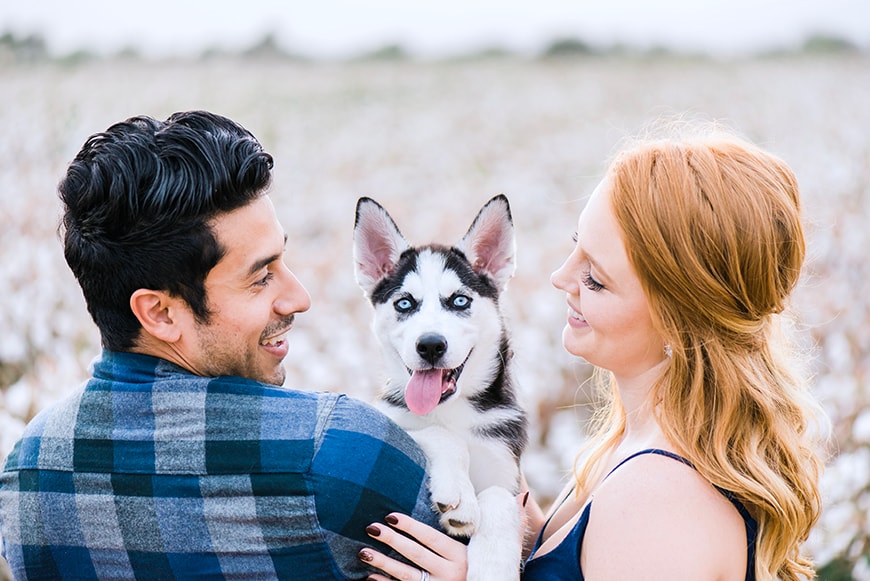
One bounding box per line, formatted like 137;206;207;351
0;350;440;580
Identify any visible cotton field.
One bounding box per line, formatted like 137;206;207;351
1;54;868;578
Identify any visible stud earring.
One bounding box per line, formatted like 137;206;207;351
664;344;673;358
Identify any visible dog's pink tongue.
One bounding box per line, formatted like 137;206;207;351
405;369;444;415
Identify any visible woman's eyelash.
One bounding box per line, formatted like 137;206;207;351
582;271;605;292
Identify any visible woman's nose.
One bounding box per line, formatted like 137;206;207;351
551;260;573;293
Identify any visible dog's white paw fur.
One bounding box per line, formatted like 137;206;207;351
435;483;480;537
466;486;522;581
411;425;481;536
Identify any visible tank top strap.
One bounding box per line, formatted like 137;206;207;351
604;448;692;479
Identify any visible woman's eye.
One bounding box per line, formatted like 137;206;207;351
394;297;416;313
450;294;471;310
582;272;605;292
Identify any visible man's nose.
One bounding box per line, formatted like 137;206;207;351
275;266;311;315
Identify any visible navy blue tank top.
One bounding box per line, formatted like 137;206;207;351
522;449;757;581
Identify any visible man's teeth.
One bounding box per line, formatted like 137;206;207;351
260;332;288;346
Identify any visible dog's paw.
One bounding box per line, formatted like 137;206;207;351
429;476;480;536
426;464;480;535
436;493;481;537
465;486;522;581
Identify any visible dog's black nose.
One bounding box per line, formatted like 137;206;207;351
416;333;447;364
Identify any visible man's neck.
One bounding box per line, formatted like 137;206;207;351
129;335;201;376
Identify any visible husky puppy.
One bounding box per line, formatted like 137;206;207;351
353;195;528;580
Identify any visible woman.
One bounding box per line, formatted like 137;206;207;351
358;125;827;581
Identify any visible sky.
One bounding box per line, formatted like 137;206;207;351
1;0;868;59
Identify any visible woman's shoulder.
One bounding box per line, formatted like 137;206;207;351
595;450;735;514
583;450;748;579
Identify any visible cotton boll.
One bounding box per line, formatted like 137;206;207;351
0;409;26;458
852;559;870;581
0;330;28;363
853;409;870;443
4;378;33;419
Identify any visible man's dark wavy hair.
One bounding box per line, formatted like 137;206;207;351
59;110;274;351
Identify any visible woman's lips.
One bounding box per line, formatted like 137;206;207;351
566;304;587;328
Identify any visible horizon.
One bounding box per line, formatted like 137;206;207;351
1;0;868;60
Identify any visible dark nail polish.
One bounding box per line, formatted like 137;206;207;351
358;548;373;562
385;514;399;525
522;491;529;507
365;525;380;537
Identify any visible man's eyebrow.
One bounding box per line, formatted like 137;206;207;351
246;234;288;278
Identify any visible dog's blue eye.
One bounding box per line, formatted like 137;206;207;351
450;294;471;310
394;297;416;313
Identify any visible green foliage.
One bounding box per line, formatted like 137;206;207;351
816;556;856;581
541;37;597;58
354;43;409;62
240;32;304;61
0;31;48;63
802;34;860;54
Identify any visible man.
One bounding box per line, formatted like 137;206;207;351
0;111;440;580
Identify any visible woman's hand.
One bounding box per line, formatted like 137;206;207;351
358;512;468;581
360;490;533;580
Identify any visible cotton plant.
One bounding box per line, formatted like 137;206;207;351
1;54;869;578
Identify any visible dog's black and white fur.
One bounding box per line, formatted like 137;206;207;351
353;195;528;580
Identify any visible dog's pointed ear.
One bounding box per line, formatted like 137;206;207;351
457;194;516;291
353;197;410;296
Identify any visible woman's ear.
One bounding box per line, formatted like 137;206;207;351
130;289;184;343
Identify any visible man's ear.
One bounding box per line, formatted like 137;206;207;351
130;289;185;343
